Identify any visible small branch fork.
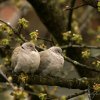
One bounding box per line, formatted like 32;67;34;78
0;19;26;42
64;4;87;11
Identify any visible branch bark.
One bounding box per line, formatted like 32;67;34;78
0;71;100;90
67;0;76;31
64;56;100;73
27;0;67;45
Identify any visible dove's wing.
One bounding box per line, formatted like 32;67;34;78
14;50;40;73
14;50;34;73
40;49;64;75
11;47;21;69
38;50;51;73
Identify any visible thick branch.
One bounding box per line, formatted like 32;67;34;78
27;0;67;45
0;72;100;90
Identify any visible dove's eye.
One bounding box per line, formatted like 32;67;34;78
56;49;62;54
57;50;61;53
30;45;33;48
29;44;34;48
58;50;60;53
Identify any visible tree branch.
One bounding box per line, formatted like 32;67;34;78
64;4;87;11
61;44;100;49
64;56;100;73
67;0;76;31
0;71;100;90
27;0;67;45
0;19;26;42
67;89;88;99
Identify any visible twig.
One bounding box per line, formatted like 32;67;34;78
87;86;92;100
0;45;7;48
0;19;55;46
61;44;100;49
0;19;26;42
64;4;87;11
37;37;54;43
64;56;100;73
0;69;15;90
0;45;13;49
90;56;100;61
67;90;88;99
67;0;76;31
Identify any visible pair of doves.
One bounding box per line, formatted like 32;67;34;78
11;42;64;76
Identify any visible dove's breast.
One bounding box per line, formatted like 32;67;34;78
14;49;40;73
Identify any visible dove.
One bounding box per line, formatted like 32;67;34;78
38;46;64;76
11;42;40;73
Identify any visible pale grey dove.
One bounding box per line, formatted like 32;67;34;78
11;42;40;73
38;46;64;76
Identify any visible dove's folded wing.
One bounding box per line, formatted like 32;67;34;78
14;51;35;73
38;50;51;72
11;47;22;69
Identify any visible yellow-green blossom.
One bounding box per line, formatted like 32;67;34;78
38;93;47;100
18;18;29;29
1;39;9;45
7;27;13;36
82;49;91;59
92;61;100;68
12;87;28;100
62;31;71;41
30;31;39;42
0;24;7;31
71;34;83;44
18;73;28;83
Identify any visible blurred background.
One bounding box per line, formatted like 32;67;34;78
0;0;99;100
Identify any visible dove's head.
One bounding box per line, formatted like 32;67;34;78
49;46;62;55
22;42;37;51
